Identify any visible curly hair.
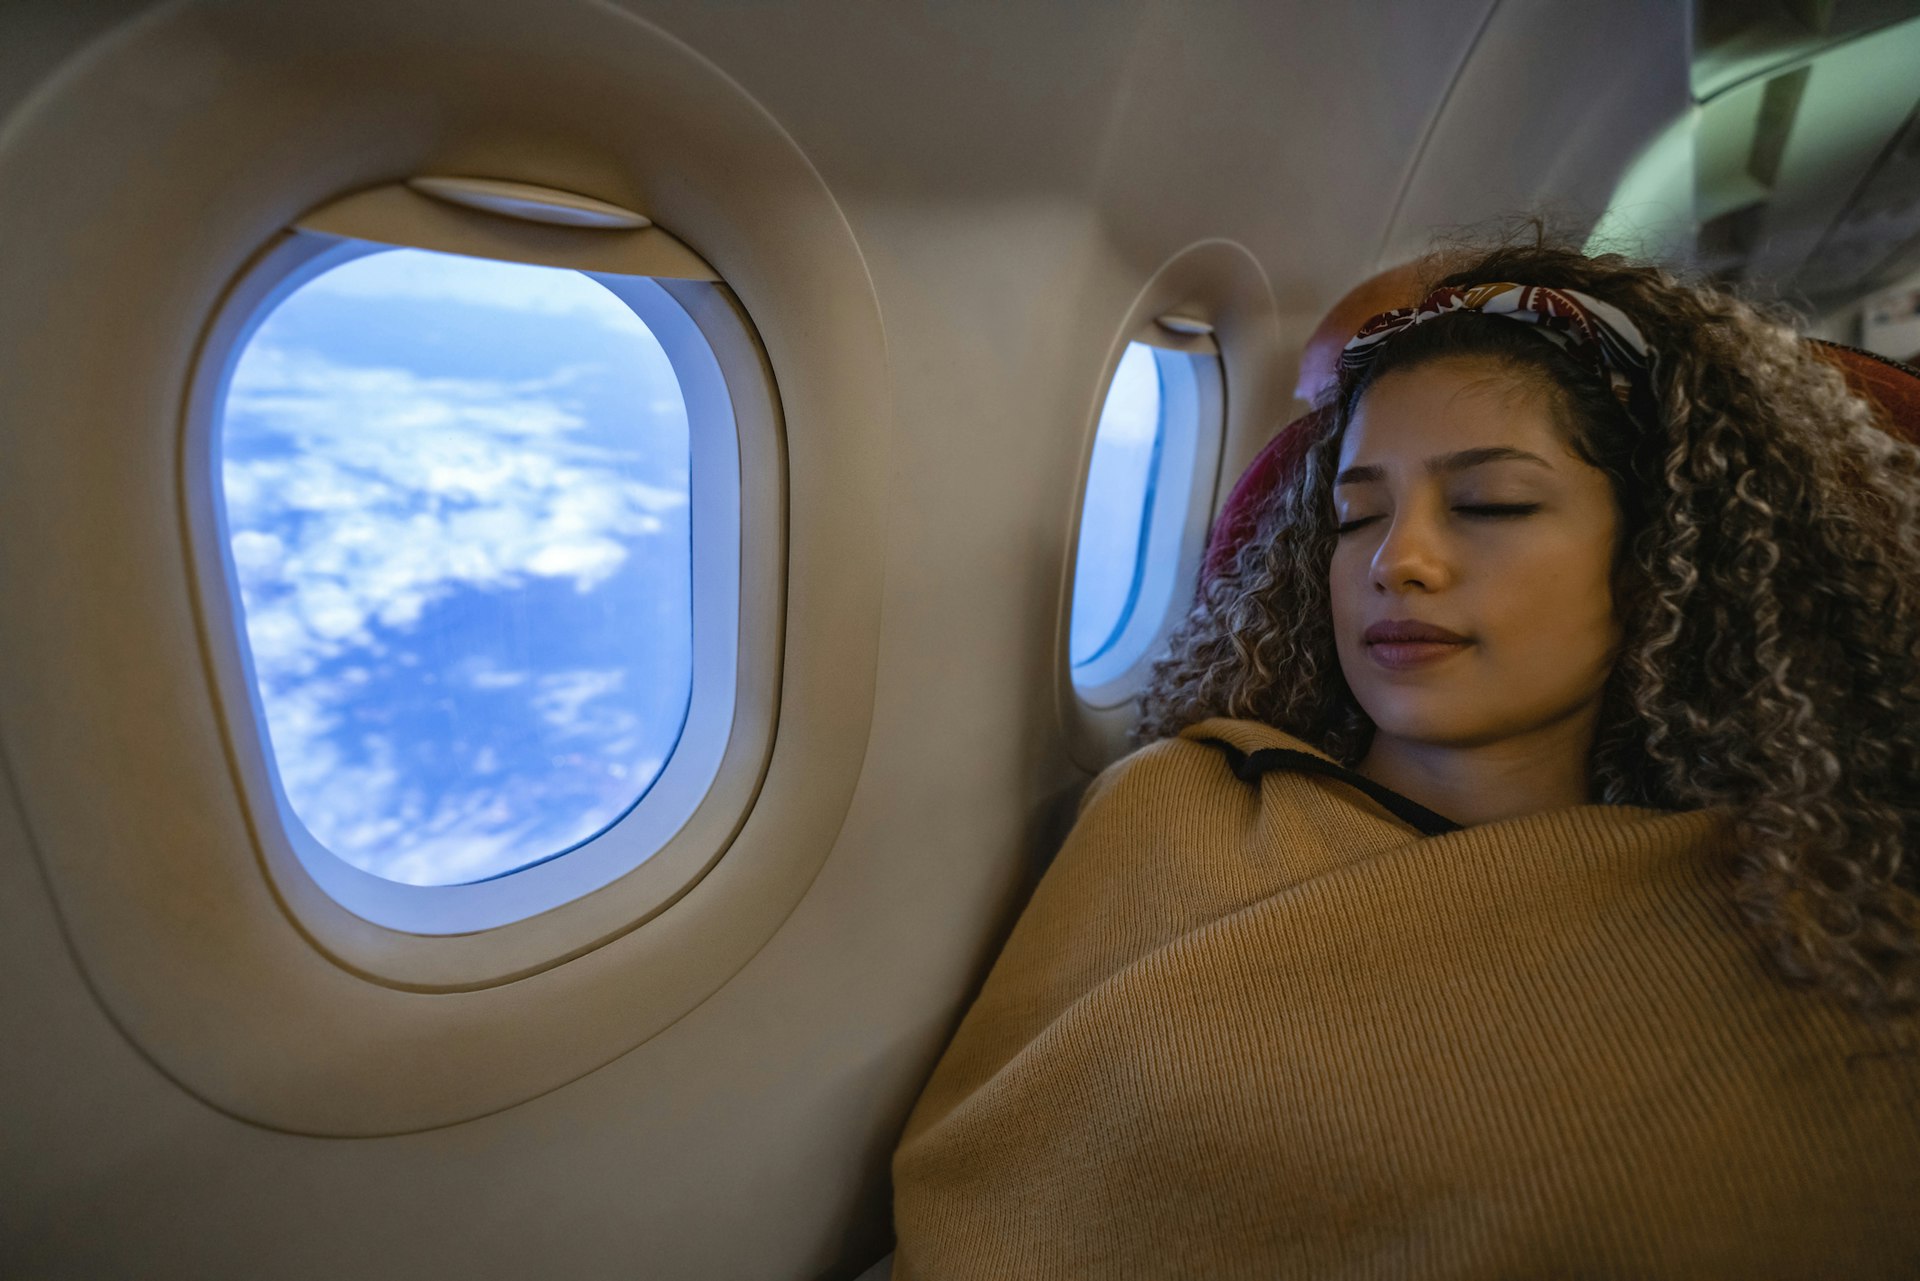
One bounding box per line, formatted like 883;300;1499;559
1137;235;1920;1020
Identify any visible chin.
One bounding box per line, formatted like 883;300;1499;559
1355;691;1484;744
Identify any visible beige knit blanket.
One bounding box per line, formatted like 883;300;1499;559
892;717;1920;1278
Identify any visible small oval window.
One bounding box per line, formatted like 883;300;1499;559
1068;337;1225;702
1069;342;1162;666
220;247;692;886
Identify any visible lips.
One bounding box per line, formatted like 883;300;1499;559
1364;619;1469;645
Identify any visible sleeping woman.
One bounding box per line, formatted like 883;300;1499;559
890;239;1920;1278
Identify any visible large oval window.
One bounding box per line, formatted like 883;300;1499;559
220;247;692;887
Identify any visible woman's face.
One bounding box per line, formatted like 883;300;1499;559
1328;356;1623;753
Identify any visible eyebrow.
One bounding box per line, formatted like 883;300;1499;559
1334;446;1553;488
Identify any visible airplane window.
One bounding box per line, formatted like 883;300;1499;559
1069;342;1162;667
219;247;692;886
1069;339;1224;703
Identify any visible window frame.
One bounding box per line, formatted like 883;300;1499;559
180;192;785;976
1;2;888;1134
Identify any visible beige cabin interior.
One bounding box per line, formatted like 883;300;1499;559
3;1;1918;1277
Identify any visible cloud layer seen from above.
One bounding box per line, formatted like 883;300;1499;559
221;247;696;886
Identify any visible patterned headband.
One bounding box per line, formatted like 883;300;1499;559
1339;282;1658;421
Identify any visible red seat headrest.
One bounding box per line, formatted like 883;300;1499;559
1199;405;1325;582
1200;341;1920;588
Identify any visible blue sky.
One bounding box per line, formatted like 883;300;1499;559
221;247;692;886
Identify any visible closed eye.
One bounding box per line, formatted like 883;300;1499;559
1335;503;1541;535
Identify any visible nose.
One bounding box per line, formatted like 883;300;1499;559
1369;508;1454;594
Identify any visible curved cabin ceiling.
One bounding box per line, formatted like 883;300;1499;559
618;0;1685;308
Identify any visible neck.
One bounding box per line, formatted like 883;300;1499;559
1354;709;1599;827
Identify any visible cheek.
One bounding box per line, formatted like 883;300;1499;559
1326;548;1364;622
1327;537;1368;589
1487;538;1620;666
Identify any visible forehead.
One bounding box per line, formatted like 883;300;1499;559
1337;357;1569;468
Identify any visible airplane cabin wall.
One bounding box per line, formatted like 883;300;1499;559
0;2;1686;1277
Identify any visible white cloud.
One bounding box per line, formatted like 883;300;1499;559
454;657;530;691
533;668;629;732
257;666;649;884
526;537;629;581
223;344;688;683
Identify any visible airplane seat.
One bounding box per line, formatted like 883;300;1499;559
1198;341;1920;584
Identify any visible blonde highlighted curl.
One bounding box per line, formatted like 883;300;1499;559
1137;236;1920;1021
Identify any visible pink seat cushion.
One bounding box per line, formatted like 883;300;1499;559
1199;342;1920;589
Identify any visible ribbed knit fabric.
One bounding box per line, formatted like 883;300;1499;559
890;717;1920;1278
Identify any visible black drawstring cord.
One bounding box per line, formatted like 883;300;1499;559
1196;737;1464;837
